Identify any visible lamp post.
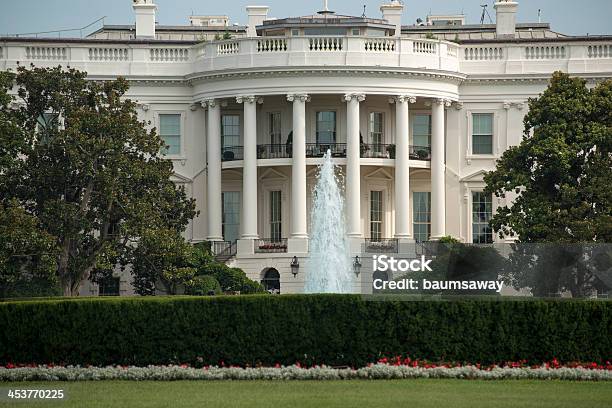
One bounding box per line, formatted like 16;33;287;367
290;256;300;277
353;255;362;277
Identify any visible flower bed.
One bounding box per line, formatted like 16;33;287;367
0;361;611;382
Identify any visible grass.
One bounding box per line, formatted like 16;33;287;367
1;380;611;408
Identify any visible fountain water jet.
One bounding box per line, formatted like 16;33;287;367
305;150;354;293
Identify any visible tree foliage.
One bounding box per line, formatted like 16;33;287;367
0;199;59;298
484;72;612;243
0;65;196;296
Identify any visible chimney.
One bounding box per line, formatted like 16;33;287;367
133;0;157;39
380;1;404;37
494;1;518;38
246;6;269;37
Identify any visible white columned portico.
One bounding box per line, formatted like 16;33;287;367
204;99;223;241
236;95;260;240
287;93;310;253
393;95;416;240
431;98;450;240
344;93;365;238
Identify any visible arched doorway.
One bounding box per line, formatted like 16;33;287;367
261;268;281;294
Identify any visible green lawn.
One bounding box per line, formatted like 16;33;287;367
1;380;610;408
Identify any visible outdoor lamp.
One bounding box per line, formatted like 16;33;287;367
353;255;362;277
290;256;300;277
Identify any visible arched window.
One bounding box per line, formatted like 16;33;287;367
261;268;280;294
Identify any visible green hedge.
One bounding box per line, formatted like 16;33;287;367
0;295;610;367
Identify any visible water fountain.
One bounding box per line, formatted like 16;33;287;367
305;150;354;293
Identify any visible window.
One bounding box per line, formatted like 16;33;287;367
370;191;383;241
316;111;336;145
269;112;282;154
413;192;431;243
352;28;361;36
222;192;240;243
261;268;280;294
412;114;431;148
472;192;493;244
291;29;300;36
36;112;59;143
98;276;120;296
159;114;181;155
270;190;282;241
222;115;240;147
369;112;384;154
472;113;493;155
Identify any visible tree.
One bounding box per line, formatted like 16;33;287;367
0;200;59;298
0;66;196;296
484;72;612;297
484;72;612;243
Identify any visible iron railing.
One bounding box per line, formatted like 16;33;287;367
361;143;395;159
306;143;347;158
255;238;288;253
409;145;431;161
211;241;237;257
221;146;243;161
257;144;292;159
364;238;399;253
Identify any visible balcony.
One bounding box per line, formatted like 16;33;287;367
257;144;292;159
222;144;431;162
255;238;288;254
221;146;243;162
306;143;347;158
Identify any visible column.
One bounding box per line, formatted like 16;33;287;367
204;99;223;241
431;98;450;239
236;95;260;239
287;94;309;240
344;93;365;238
393;95;416;240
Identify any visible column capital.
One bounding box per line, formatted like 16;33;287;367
201;99;218;108
434;98;452;108
287;93;311;103
390;95;416;104
236;95;264;104
342;93;366;103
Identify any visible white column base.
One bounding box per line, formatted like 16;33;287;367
347;237;364;254
288;238;309;254
236;239;254;256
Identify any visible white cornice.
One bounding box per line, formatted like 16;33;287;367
186;66;467;85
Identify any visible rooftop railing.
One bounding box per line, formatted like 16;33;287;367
2;37;611;77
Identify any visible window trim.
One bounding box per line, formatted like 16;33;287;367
466;187;496;244
155;110;186;159
369;190;384;241
466;110;498;158
412;191;432;243
410;111;432;148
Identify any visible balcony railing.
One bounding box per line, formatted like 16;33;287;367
221;146;243;161
409;145;431;161
255;238;288;253
211;241;237;257
361;143;395;159
306;143;347;158
222;144;430;161
364;238;399;253
257;144;292;159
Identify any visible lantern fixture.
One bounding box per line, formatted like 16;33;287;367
290;256;300;277
353;255;362;277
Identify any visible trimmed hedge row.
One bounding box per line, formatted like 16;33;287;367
0;295;610;367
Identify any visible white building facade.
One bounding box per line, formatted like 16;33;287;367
2;0;611;295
